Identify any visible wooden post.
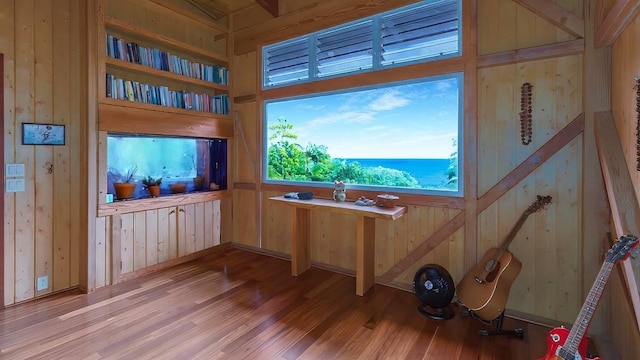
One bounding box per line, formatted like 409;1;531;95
291;207;311;276
1;52;5;308
356;216;375;296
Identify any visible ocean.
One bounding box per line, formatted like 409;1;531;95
342;158;452;187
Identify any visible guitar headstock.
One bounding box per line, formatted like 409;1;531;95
525;195;553;215
606;235;640;263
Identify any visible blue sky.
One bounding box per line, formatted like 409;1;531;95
265;75;460;159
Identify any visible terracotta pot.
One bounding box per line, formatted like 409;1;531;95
377;194;399;208
113;182;136;200
147;185;160;197
170;182;187;194
193;176;205;190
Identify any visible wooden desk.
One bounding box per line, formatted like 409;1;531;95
270;197;407;296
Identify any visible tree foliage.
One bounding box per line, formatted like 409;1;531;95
267;117;457;190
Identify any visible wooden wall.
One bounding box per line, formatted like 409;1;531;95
230;0;612;329
2;0;234;304
609;8;640;358
1;0;84;306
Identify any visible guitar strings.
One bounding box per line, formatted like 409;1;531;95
636;77;640;171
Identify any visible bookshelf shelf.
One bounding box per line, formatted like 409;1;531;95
98;100;233;138
105;16;228;64
99;97;230;119
104;57;229;91
98;2;233;129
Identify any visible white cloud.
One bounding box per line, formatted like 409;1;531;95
369;91;410;111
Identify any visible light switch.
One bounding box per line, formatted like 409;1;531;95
5;163;25;177
6;178;25;192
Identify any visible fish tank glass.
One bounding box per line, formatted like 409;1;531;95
106;134;227;201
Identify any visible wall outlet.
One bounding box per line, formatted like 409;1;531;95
37;276;48;291
5;163;25;177
6;178;25;192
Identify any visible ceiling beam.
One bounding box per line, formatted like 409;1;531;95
595;0;640;47
255;0;279;17
513;0;585;39
477;39;585;69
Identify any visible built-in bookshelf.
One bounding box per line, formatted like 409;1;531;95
98;15;232;132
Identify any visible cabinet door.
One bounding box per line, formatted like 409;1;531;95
117;201;222;276
176;201;221;256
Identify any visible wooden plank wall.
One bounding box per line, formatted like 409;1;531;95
609;8;640;359
230;0;603;327
1;0;83;306
105;0;225;55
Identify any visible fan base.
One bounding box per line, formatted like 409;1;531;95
417;304;455;320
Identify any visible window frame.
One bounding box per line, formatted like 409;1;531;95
261;0;462;89
262;72;464;197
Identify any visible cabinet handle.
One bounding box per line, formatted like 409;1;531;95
169;209;176;215
179;208;185;213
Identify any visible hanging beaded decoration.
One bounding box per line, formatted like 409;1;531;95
636;77;640;170
520;82;533;146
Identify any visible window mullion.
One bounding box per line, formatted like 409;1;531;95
372;16;381;71
309;34;318;80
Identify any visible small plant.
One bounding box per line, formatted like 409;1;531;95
142;176;162;188
109;165;138;183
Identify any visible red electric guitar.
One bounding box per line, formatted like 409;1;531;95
539;234;639;360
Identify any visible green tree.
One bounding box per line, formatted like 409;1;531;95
364;166;420;187
268;117;306;179
305;144;333;180
266;118;425;189
445;138;458;186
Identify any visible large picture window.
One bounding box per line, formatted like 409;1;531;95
264;73;462;195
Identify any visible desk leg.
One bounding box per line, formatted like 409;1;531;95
356;216;375;296
291;207;311;276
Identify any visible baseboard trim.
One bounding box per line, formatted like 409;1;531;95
116;242;232;284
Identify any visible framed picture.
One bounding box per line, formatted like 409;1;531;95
22;123;65;145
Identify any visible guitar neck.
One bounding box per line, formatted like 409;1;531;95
562;261;614;354
496;211;531;254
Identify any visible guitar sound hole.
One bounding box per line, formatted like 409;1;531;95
485;262;500;283
484;259;497;272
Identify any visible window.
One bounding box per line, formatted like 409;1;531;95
262;0;461;88
106;134;227;201
264;73;462;195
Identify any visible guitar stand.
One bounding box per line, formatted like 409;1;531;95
461;309;524;337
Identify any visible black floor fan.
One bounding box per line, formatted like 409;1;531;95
413;264;455;320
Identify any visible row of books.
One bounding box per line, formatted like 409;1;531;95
106;34;229;86
106;74;230;115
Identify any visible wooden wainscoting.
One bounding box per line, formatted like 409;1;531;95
0;247;600;359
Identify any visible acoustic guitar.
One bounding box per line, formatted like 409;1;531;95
539;234;638;360
456;195;553;321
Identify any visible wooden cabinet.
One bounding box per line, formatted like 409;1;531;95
95;199;223;287
120;201;221;274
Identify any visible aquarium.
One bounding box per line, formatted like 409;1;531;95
106;134;227;201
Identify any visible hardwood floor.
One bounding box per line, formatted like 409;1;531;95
0;248;563;359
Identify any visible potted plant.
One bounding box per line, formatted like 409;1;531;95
142;176;162;197
170;182;187;194
193;175;205;191
109;165;138;200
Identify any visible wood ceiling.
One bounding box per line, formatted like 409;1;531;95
186;0;278;18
